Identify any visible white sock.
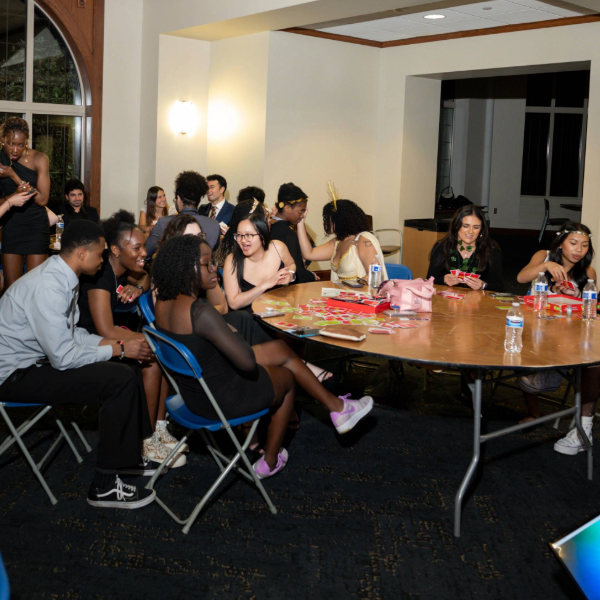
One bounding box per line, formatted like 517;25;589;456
582;416;593;428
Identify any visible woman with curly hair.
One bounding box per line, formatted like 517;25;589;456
427;205;503;291
0;116;51;291
296;198;387;284
153;235;373;478
77;210;187;470
139;186;175;234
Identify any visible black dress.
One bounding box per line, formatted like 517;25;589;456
239;258;284;313
270;219;316;284
156;298;274;421
0;150;49;255
78;258;129;335
426;242;504;292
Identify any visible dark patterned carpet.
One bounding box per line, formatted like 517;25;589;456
1;362;598;600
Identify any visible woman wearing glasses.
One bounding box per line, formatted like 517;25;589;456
222;202;296;312
77;210;187;471
153;235;373;478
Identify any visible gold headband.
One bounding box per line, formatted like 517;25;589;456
557;230;592;239
326;180;339;212
278;197;308;209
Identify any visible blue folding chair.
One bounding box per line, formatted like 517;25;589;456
137;291;155;328
384;263;413;280
0;401;87;505
0;551;8;600
142;326;276;534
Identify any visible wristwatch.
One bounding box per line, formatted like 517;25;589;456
133;284;144;291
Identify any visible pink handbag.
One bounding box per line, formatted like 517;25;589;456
379;277;435;313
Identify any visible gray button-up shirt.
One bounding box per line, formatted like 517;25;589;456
0;255;113;386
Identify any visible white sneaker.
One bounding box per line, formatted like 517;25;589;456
554;424;593;456
143;435;187;468
155;420;189;453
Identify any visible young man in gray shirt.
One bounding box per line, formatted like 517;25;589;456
0;220;155;509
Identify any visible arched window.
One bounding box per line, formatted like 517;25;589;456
0;0;83;204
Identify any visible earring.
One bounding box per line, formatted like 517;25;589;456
115;254;120;258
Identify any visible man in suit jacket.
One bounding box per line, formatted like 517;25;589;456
146;171;220;256
198;174;234;228
56;179;99;227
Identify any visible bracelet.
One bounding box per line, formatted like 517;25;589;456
133;285;144;291
116;340;125;361
6;198;11;208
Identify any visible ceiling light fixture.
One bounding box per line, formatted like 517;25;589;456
424;14;446;19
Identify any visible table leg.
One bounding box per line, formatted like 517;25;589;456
571;367;593;480
454;368;482;538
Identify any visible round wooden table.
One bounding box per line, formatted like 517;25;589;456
255;281;596;536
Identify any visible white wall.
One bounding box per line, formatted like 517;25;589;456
374;21;600;268
263;32;380;260
155;35;211;199
205;33;270;205
100;0;143;218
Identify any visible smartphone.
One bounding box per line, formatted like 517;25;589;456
289;327;321;337
342;280;364;289
254;310;285;319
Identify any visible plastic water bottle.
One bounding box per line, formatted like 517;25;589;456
504;302;524;353
56;215;64;242
582;279;597;320
368;254;383;295
533;271;548;317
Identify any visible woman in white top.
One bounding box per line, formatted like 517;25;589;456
139;186;176;235
297;198;387;284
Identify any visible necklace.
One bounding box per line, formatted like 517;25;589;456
458;240;474;253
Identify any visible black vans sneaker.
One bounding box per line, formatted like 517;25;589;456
87;475;155;509
118;456;167;477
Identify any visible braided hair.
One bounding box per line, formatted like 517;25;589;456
1;117;29;140
322;199;370;240
152;235;210;301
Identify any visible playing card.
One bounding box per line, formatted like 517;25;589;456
369;328;393;334
275;321;295;329
397;322;418;329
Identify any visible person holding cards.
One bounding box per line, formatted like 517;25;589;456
222;199;296;312
427;205;503;292
516;222;600;440
153;235;374;478
517;222;595;296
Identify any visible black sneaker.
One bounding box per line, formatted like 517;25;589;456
87;475;155;509
118;456;167;477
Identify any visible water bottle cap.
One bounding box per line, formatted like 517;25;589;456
588;279;594;282
539;272;545;275
512;302;519;307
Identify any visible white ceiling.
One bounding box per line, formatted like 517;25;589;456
317;0;587;41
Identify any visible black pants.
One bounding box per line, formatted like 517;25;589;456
0;362;152;470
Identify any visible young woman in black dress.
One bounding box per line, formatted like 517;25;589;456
0;117;51;291
426;205;504;292
153;235;374;478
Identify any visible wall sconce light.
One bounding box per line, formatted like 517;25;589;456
169;101;199;135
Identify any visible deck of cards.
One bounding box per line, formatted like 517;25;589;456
438;290;466;300
451;270;481;282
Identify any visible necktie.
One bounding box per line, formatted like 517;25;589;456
210;205;217;220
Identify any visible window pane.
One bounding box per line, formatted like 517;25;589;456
32;114;81;205
550;113;583;198
0;0;26;102
33;6;81;105
0;110;23;122
526;73;553;107
555;70;589;109
521;113;550;196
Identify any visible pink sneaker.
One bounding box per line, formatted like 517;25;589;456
253;448;289;479
330;394;374;434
